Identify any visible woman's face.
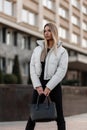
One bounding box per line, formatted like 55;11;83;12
44;26;53;41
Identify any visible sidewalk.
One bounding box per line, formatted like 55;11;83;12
0;113;87;130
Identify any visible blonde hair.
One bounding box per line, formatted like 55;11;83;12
43;22;58;54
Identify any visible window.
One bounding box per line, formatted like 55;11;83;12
2;27;6;43
22;9;28;23
21;36;29;49
22;63;28;75
0;0;3;11
22;9;37;26
30;37;37;50
82;5;87;15
12;2;16;17
59;7;69;19
71;0;80;9
59;27;68;39
21;36;26;49
28;37;31;50
82;22;87;31
71;15;80;26
82;39;87;48
0;0;15;16
7;31;11;45
28;12;36;26
43;19;49;28
4;0;12;16
0;57;6;73
7;59;13;74
71;33;78;44
6;30;13;45
43;0;54;10
13;31;17;46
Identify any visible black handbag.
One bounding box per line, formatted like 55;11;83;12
30;95;57;122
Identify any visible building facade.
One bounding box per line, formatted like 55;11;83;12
0;0;87;85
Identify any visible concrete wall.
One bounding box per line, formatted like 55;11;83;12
0;85;33;121
0;85;87;121
62;86;87;116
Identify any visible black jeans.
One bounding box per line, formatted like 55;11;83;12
25;83;65;130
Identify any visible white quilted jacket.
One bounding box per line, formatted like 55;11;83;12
30;40;68;90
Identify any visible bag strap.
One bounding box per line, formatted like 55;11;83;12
36;95;51;107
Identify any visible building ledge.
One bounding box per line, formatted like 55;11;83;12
63;42;87;55
0;14;43;38
69;54;87;71
0;12;16;23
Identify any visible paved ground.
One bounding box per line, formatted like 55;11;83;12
0;113;87;130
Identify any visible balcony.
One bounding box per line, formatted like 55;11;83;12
69;53;87;71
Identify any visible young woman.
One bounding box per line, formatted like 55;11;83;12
25;23;68;130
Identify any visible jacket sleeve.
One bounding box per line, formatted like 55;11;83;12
46;49;68;90
30;49;42;89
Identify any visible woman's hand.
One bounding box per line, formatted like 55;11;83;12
44;87;51;96
36;86;44;95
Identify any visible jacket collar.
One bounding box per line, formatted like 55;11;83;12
36;40;45;48
36;40;62;48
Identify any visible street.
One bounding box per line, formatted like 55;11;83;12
0;113;87;130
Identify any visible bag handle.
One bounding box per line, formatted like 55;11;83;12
36;95;51;109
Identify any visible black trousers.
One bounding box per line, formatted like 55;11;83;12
25;83;66;130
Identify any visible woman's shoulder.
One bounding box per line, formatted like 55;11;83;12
33;40;44;52
57;43;68;56
61;46;67;52
57;43;66;52
33;46;41;55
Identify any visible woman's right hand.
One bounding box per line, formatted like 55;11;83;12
36;86;44;95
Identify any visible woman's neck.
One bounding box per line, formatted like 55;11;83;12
47;40;53;49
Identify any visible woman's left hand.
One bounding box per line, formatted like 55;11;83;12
44;87;51;96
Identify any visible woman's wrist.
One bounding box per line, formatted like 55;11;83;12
36;86;44;95
44;87;51;96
